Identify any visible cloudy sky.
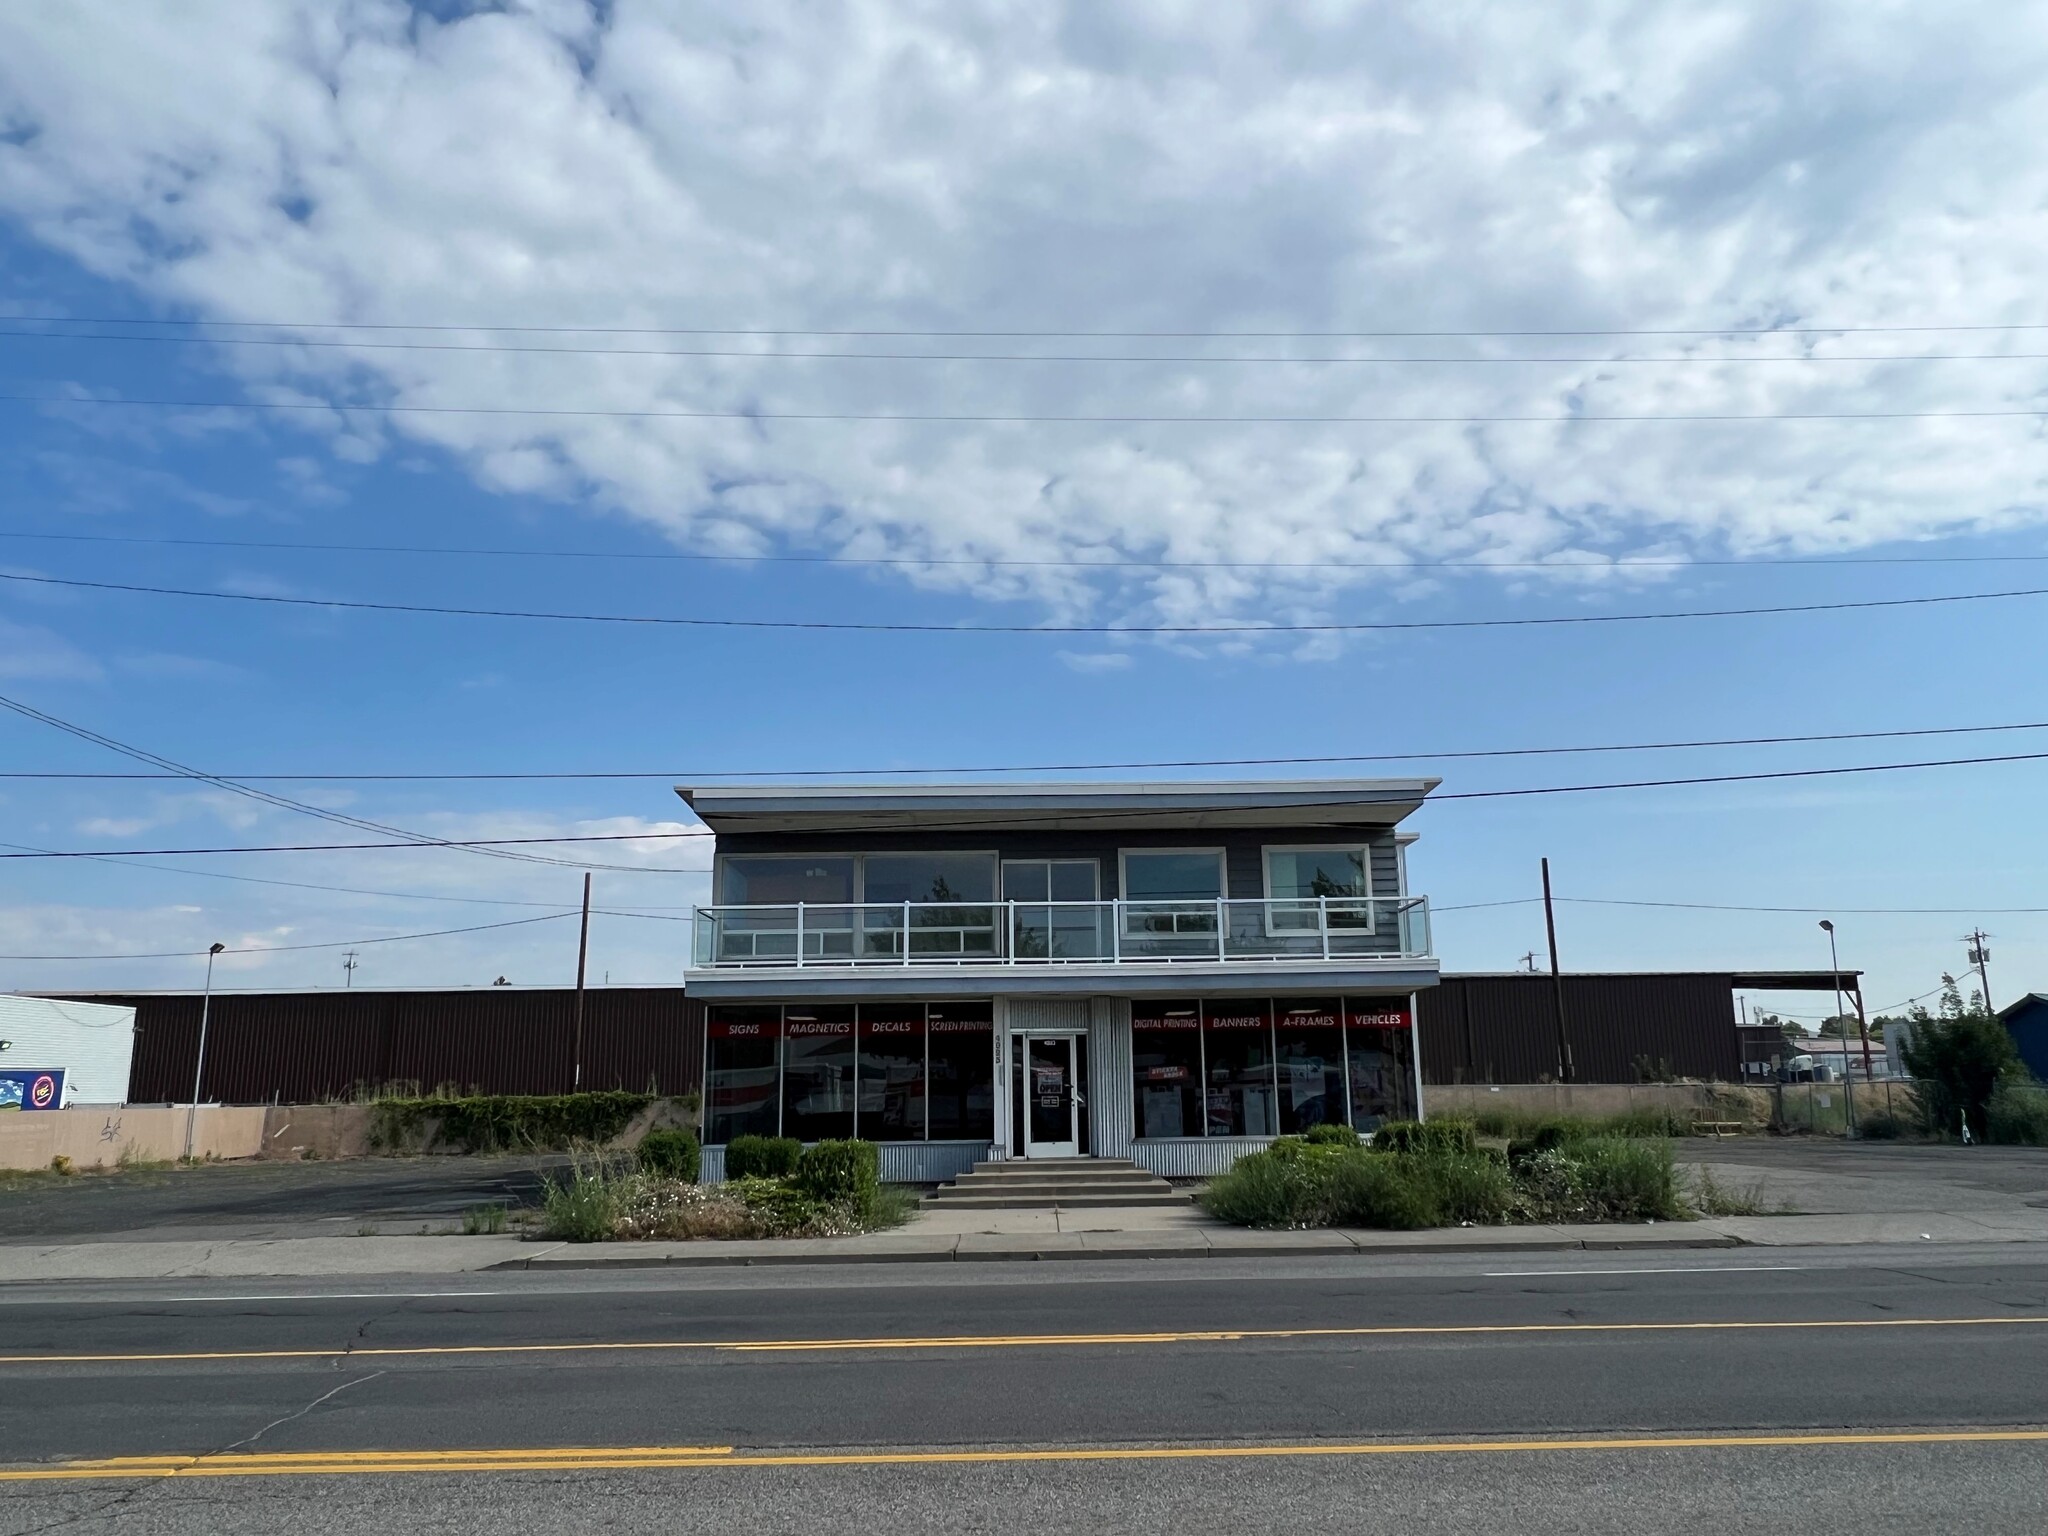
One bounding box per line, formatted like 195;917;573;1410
1;0;2044;1014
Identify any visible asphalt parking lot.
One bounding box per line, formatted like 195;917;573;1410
0;1154;563;1242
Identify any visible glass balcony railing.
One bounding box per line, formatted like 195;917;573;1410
691;896;1432;968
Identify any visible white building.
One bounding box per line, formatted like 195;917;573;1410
0;993;138;1105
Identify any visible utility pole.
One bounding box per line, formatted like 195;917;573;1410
1541;858;1573;1083
183;942;225;1162
341;949;358;988
571;873;592;1092
1965;930;1993;1013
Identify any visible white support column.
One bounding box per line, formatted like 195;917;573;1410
1408;991;1426;1122
989;997;1011;1160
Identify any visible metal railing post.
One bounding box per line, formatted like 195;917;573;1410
795;903;804;968
1320;895;1330;960
903;901;912;966
1215;897;1225;961
1111;900;1121;962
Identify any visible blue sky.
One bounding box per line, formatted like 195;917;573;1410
1;2;2044;1017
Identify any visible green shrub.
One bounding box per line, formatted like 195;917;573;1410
539;1154;635;1241
1987;1082;2048;1146
725;1135;803;1179
371;1090;663;1153
1370;1118;1477;1156
1900;1013;2023;1139
1199;1149;1330;1227
1417;1152;1516;1225
1858;1111;1906;1141
1303;1123;1362;1147
637;1127;701;1181
796;1139;881;1206
1326;1155;1443;1229
1565;1137;1687;1221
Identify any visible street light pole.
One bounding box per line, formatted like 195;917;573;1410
183;942;225;1163
1820;920;1854;1138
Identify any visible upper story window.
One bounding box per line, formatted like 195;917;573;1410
1120;849;1225;939
1120;849;1225;902
717;853;995;907
719;856;855;906
1264;845;1373;931
862;853;997;906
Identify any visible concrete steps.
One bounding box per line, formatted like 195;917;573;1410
927;1156;1192;1210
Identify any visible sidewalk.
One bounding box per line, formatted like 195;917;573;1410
7;1201;2048;1282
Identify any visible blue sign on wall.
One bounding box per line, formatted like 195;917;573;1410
0;1069;65;1111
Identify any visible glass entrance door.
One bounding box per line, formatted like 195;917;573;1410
1023;1035;1079;1158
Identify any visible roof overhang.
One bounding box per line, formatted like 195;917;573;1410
1728;970;1863;994
676;779;1440;836
684;959;1440;1002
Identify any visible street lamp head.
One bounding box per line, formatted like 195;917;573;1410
1818;919;1834;933
208;942;225;955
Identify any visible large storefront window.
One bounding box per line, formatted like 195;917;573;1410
1275;998;1346;1133
857;1004;927;1142
1131;996;1414;1139
1203;1002;1278;1136
927;1001;996;1140
1345;1000;1414;1130
781;1007;856;1142
705;1006;781;1145
1131;1000;1203;1139
707;1000;995;1145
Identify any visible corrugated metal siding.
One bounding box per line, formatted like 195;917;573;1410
0;994;137;1104
83;988;702;1105
1417;974;1739;1085
1088;996;1134;1160
1133;1137;1271;1177
878;1141;990;1184
698;1141;989;1186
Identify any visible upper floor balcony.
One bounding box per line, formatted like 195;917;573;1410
691;895;1433;971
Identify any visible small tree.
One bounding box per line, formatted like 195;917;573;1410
1898;975;2021;1138
1818;1015;1865;1039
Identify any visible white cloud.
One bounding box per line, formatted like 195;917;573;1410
1;2;2045;633
1057;650;1134;673
0;616;102;680
76;816;152;838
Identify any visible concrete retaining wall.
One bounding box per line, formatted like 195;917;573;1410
0;1105;267;1171
1425;1081;1775;1126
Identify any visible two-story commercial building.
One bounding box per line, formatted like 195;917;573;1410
681;780;1438;1183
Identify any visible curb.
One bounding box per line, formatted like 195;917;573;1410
484;1233;1745;1270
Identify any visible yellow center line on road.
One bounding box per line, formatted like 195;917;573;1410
3;1430;2046;1482
2;1314;2047;1366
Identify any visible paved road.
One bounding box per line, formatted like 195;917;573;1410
2;1247;2044;1532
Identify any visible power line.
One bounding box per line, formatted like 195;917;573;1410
0;690;600;873
1558;897;2048;916
5;717;2045;782
0;912;574;962
5;526;2043;575
4;746;2047;860
9;393;2048;426
5;568;2046;635
12;327;2048;364
9;314;2048;338
0;840;692;910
